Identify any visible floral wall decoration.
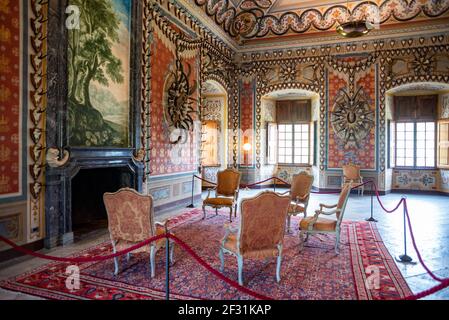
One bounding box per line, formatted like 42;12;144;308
163;53;198;145
330;87;375;149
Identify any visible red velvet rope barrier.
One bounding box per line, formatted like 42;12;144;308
0;233;270;300
193;175;291;189
0;234;165;263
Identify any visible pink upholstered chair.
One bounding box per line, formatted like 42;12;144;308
342;164;364;196
103;188;174;277
299;183;352;255
219;191;291;285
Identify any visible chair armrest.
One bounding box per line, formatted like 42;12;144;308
222;223;239;246
155;221;168;228
320;203;337;209
296;194;309;202
315;208;339;216
206;187;217;199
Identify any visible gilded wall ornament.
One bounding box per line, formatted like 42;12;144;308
331;87;375;148
163;56;198;144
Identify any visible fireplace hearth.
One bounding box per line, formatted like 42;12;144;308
71;167;133;239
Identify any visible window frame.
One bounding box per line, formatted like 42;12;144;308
393;120;437;170
277;122;312;166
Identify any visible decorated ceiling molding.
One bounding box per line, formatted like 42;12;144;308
193;0;449;40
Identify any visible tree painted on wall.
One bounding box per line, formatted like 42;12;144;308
68;0;129;147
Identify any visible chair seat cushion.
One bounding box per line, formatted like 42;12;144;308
300;217;337;232
204;197;234;206
222;231;279;259
288;203;305;214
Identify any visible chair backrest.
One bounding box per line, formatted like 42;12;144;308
336;183;352;221
290;172;314;201
103;188;154;243
216;168;241;197
238;192;291;255
343;164;361;180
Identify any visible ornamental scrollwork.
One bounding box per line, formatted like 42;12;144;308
163;54;198;145
331;87;375;148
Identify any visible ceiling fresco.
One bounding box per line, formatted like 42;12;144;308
193;0;449;41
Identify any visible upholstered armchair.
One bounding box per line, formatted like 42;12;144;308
299;183;352;255
219;192;291;285
203;168;241;222
103;188;174;278
280;172;314;233
342;163;364;196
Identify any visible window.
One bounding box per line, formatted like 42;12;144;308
202;121;219;166
267;122;277;165
394;122;435;168
278;124;311;165
437;120;449;168
392;95;437;169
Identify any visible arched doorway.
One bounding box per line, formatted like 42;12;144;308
200;80;229;187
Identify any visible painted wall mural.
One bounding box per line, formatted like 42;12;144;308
393;169;438;191
68;0;131;147
0;0;21;197
328;63;376;170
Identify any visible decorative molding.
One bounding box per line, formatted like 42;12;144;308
142;0;154;178
194;0;449;40
330;87;375;148
29;0;48;240
46;148;70;168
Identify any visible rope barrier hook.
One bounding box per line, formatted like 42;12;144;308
396;196;416;264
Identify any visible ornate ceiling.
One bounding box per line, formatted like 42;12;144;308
192;0;449;46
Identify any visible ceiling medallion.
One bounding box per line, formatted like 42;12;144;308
336;20;374;38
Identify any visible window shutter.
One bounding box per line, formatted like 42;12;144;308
276;100;311;123
394;95;437;121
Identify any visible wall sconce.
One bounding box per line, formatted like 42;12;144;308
243;142;252;166
243;143;252;152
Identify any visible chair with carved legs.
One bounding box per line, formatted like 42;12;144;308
299;183;352;255
279;172;314;233
219;191;291;286
103;188;174;278
203;169;241;222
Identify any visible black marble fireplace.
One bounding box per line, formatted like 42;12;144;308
71;166;133;238
44;149;144;248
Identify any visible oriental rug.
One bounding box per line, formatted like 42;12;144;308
0;209;412;300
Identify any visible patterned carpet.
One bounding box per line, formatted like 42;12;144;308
0;209;412;300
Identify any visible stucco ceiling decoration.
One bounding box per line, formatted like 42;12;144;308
193;0;449;41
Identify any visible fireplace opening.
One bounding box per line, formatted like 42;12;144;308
71;167;133;239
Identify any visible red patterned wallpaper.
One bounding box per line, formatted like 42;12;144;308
0;1;21;196
150;32;198;176
240;80;254;166
328;65;376;170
